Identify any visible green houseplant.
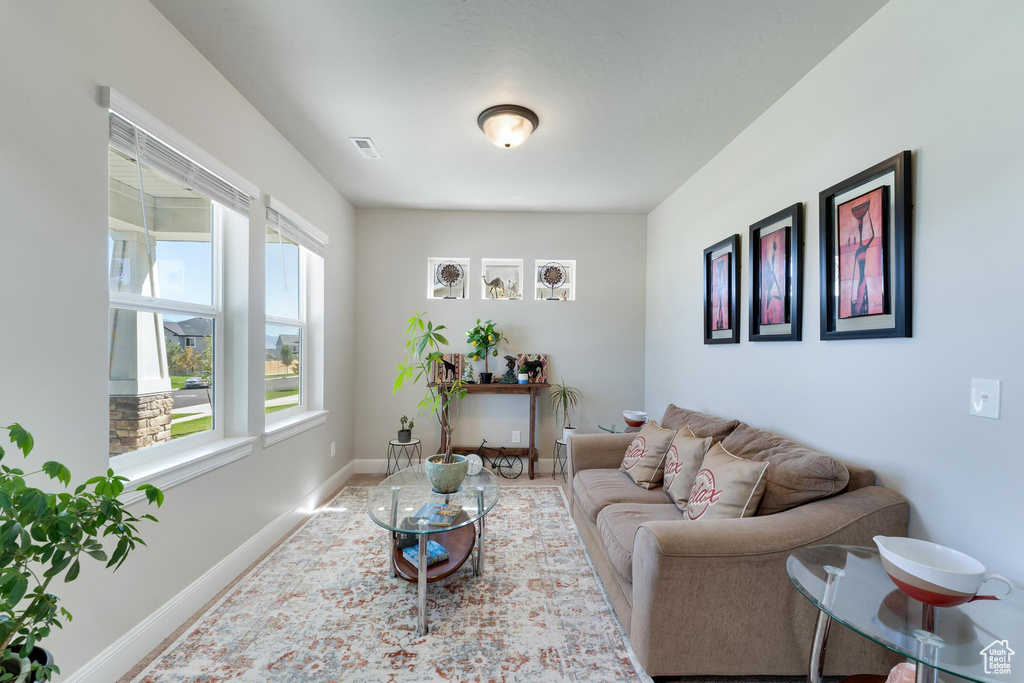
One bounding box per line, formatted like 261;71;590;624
0;424;164;681
397;416;414;443
394;313;469;492
465;319;506;385
549;379;582;443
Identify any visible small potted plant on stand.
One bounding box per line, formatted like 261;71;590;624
466;319;506;385
395;313;470;493
0;423;164;681
397;416;414;443
549;379;582;443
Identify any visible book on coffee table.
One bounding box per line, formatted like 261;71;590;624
414;502;462;527
402;540;449;567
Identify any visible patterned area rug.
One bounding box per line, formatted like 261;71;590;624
134;486;648;682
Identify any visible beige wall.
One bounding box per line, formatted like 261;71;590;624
0;0;355;675
354;209;646;468
645;0;1024;581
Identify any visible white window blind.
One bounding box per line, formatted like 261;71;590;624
109;111;253;214
265;201;328;258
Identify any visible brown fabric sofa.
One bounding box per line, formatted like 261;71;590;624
567;406;909;678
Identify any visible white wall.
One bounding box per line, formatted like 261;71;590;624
354;209;646;469
645;0;1024;581
0;0;355;676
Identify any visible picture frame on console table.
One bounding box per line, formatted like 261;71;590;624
703;234;740;344
819;151;912;340
749;203;802;342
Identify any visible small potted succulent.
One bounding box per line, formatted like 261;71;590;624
397;416;414;443
395;313;469;493
549;379;582;443
0;423;164;681
466;318;506;385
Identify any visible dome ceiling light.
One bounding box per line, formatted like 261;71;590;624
477;104;539;149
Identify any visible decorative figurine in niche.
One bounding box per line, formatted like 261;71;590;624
508;280;520;300
499;354;518;383
560;290;568;300
483;275;505;299
460;358;475;383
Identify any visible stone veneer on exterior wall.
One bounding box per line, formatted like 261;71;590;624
109;393;173;455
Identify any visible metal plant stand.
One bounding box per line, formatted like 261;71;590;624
385;438;422;477
551;438;568;481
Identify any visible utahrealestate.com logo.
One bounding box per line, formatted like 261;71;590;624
980;639;1014;675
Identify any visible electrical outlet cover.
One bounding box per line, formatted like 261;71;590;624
969;379;1000;419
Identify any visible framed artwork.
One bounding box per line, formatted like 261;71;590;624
819;151;912;340
430;353;465;384
514;353;548;383
749;203;802;342
703;235;740;344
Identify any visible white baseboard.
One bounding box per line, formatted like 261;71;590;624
65;460;355;683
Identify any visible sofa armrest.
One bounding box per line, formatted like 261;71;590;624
566;433;633;509
629;486;909;676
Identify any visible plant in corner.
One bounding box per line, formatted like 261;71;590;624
394;313;469;493
549;379;582;443
0;423;164;681
465;319;506;385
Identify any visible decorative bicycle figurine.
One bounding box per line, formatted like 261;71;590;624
474;438;523;479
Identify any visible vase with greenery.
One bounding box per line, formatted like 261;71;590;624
0;424;164;681
549;379;582;443
397;416;414;443
465;318;506;385
394;313;469;492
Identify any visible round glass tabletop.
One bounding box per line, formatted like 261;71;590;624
787;545;1023;683
366;463;500;534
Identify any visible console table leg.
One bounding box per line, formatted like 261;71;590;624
528;388;537;479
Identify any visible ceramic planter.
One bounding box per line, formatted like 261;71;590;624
478;372;493;385
397;429;411;443
562;426;577;443
517;373;529;384
425;454;469;493
1;647;53;682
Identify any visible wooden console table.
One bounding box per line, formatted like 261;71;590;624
430;383;550;479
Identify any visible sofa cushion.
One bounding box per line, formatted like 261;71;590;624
685;443;768;520
620;421;677;489
664;427;713;511
660;404;739;443
722;423;851;515
597;503;684;583
573;469;671;523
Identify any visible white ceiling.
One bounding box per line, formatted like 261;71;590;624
151;0;886;214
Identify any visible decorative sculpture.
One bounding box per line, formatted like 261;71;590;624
460;358;475;383
508;280;520;300
435;260;465;299
440;357;458;382
483;275;505;299
498;354;518;383
540;262;568;300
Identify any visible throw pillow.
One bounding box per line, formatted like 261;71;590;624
620;421;677;489
664;426;713;511
685;442;769;520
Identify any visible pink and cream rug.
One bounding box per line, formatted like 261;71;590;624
133;486;648;682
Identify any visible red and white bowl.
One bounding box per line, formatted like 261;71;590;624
874;536;1014;607
622;411;648;428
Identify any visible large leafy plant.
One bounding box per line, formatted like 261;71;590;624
549;379;582;429
393;314;467;463
0;424;163;681
465;318;506;376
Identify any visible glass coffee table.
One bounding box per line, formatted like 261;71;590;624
787;545;1023;683
367;464;499;636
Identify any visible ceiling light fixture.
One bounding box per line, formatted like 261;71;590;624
477;105;539;149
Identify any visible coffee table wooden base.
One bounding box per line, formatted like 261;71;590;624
391;521;476;583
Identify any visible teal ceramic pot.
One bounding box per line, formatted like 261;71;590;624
425;454;469;493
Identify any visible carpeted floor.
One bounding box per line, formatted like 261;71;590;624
130;483;649;682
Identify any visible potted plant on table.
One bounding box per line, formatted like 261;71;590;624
0;423;164;681
465;319;506;385
549;379;582;443
394;313;470;493
397;416;414;443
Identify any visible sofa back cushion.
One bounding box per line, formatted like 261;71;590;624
663;427;713;511
721;422;851;515
660;404;739;442
685;442;768;520
620;421;677;489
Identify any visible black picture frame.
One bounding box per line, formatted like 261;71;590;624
703;234;740;344
749;203;803;342
819;151;912;340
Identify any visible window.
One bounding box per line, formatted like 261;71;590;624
265;199;327;424
107;105;254;460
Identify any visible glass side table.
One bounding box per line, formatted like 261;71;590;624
787;545;1022;683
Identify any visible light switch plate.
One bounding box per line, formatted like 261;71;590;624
512;431;521;444
970;379;1000;419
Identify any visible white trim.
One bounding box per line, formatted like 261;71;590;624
102;87;259;200
265;194;330;245
262;409;327;447
65;460;354;683
116;437;256;505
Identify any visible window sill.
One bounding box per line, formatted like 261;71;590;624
118;437;257;505
263;409;328;447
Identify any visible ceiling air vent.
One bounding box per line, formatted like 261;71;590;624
350;137;381;159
